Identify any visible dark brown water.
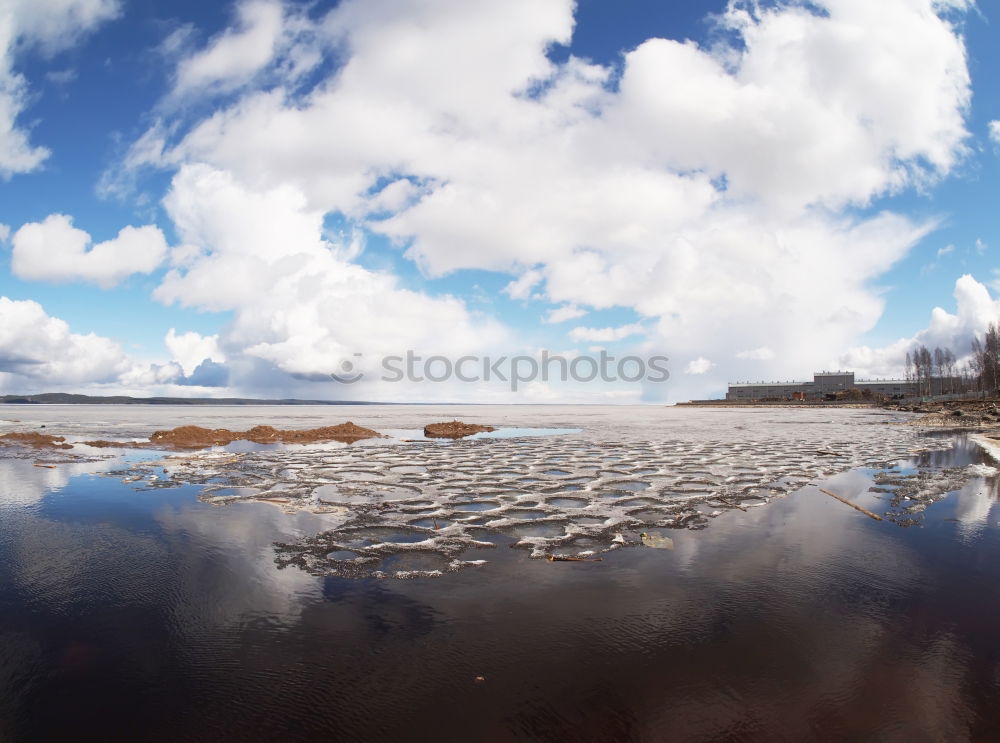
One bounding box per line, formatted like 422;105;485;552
1;408;999;741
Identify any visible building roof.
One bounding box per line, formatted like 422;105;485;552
727;381;812;387
728;370;911;387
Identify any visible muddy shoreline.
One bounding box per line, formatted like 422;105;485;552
678;400;877;408
684;397;1000;432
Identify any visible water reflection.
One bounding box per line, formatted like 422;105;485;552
953;478;997;542
1;426;999;739
0;455;122;507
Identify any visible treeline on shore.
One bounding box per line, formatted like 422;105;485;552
904;323;1000;397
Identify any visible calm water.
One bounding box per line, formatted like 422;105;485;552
1;406;999;741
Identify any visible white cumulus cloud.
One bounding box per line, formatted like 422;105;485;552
154;164;506;392
568;323;645;343
0;0;119;178
165;329;225;377
543;304;586;324
12;214;168;288
685;357;715;375
840;275;1000;377
171;0;318;100
99;0;977;399
736;347;776;361
503;269;544;301
0;296;127;389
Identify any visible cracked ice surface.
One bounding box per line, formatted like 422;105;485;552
111;411;953;579
871;463;998;526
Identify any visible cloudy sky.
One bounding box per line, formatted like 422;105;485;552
1;0;999;403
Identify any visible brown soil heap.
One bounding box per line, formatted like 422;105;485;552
423;421;496;439
148;422;382;448
0;432;73;449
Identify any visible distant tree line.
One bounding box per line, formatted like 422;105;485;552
904;345;958;396
903;322;1000;397
970;323;1000;396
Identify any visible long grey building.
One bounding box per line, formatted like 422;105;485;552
726;371;953;401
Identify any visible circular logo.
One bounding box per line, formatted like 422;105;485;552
330;354;364;384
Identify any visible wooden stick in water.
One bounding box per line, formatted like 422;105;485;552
818;488;883;521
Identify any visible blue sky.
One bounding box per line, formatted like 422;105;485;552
1;0;999;402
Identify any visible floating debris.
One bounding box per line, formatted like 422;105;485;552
640;532;675;549
967;463;998;477
870;466;985;526
818;488;883;521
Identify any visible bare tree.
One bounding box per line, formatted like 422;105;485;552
970;324;1000;396
987;324;1000;395
944;348;956;393
919;346;933;396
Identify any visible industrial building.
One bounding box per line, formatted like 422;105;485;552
726;371;956;401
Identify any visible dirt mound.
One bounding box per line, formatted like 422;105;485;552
148;426;237;448
148;422;382;448
0;432;73;449
81;439;143;448
241;423;383;444
423;421;496;439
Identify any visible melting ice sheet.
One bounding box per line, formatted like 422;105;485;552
96;415;976;579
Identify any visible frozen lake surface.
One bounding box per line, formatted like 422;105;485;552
1;405;999;739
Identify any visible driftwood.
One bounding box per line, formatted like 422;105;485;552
547;555;603;562
718;496;747;512
818;488;883;521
